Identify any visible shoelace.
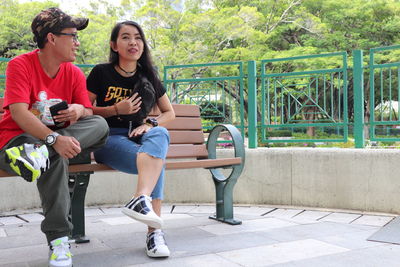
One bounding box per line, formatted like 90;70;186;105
51;241;72;260
153;231;166;246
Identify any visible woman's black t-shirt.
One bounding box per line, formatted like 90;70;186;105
87;63;166;128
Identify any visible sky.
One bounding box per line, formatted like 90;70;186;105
20;0;99;14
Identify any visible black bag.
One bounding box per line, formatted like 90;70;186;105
119;73;156;129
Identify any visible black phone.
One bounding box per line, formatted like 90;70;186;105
49;101;68;127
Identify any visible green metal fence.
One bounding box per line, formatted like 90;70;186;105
2;44;400;148
163;62;246;135
259;52;348;145
368;45;400;142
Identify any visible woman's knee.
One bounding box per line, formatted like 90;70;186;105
147;126;169;141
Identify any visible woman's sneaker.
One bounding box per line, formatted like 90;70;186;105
49;236;72;267
122;195;163;229
5;143;50;182
146;229;170;258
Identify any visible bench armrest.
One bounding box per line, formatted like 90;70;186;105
206;124;245;182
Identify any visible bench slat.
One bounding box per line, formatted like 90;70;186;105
150;104;200;117
164;117;202;130
169;130;204;144
167;144;208;158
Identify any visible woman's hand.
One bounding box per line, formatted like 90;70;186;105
129;123;152;137
116;93;142;115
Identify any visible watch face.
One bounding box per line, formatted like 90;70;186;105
146;118;158;126
46;135;55;145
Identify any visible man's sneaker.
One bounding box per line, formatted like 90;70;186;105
5;143;50;182
122;195;163;229
49;236;72;267
146;229;170;258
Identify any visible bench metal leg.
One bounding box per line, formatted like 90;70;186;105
69;173;91;243
207;124;245;225
209;179;242;225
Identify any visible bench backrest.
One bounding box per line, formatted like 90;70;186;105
0;99;208;160
151;104;208;159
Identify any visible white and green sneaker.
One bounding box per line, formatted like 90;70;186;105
5;143;50;182
49;236;72;267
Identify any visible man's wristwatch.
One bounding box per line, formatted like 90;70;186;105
145;118;158;127
44;132;60;146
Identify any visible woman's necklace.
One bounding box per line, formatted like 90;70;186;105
118;64;137;76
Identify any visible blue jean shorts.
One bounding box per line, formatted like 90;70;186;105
93;127;170;200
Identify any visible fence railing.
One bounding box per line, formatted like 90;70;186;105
259;52;348;145
163;62;246;135
1;45;400;148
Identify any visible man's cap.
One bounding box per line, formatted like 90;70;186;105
31;7;89;42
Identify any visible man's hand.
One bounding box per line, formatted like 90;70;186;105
53;104;85;124
52;135;81;159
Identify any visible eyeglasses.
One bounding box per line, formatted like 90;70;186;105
53;32;79;42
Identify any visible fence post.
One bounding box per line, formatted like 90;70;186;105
247;61;257;148
353;50;365;148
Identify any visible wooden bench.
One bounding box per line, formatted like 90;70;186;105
0;98;245;243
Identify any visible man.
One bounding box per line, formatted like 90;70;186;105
0;7;109;267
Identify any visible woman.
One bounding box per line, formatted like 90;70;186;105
87;21;175;258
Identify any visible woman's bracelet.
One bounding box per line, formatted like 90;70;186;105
113;103;121;120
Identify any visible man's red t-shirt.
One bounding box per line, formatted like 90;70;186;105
0;49;93;149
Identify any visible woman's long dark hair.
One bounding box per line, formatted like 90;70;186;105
109;21;163;91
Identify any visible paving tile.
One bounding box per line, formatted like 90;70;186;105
73;246;158;267
71;237;112;255
84;208;105;217
126;253;242;267
217;239;349;266
290;210;331;223
167;227;278;256
18;213;44;223
100;216;138;225
0;243;48;266
319;212;362;224
273;241;400;267
162;213;194;220
199;217;298;236
0;262;28;267
170;205;198;213
0;222;44;237
351;215;394;227
187;205;216;214
265;208;304;219
0;228;6;237
259;221;372;243
100;207;123;215
0;228;45;249
316;228;384;250
0;216;27;225
234;206;275;216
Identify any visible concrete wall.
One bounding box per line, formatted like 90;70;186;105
1;148;400;214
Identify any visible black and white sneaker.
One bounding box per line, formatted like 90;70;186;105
122;195;163;229
146;229;170;258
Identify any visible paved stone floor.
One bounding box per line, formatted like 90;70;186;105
0;204;399;267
